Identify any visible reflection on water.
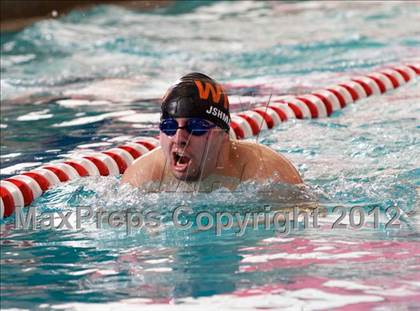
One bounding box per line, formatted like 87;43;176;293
1;172;419;309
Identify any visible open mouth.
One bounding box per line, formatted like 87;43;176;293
172;151;192;172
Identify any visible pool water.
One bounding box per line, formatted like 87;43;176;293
1;1;419;310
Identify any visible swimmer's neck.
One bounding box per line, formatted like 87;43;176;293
199;138;240;181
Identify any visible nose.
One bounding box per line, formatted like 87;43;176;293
173;126;189;147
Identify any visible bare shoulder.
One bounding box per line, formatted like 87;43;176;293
234;140;303;184
121;147;165;187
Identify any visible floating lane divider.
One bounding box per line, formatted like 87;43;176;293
229;63;418;138
1;63;419;219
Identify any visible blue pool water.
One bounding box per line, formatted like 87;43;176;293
1;1;419;310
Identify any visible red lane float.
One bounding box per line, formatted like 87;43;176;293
0;63;418;219
0;138;160;219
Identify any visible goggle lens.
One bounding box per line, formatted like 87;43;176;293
159;118;215;136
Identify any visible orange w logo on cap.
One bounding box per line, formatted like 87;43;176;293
194;80;228;109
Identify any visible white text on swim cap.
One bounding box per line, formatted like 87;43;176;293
206;106;230;124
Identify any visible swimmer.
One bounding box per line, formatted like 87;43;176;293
121;73;303;191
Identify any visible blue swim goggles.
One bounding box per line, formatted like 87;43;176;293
159;118;216;136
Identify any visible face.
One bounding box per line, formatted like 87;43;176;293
160;118;227;181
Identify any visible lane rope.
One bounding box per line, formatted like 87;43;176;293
1;63;418;219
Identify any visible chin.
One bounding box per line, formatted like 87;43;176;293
172;170;201;182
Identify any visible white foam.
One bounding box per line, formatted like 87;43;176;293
0;152;21;159
144;267;172;272
56;99;112;108
118;113;160;123
324;280;381;291
77;142;112;149
51;288;383;311
52;111;135;127
17;109;53;121
241;251;371;263
0;162;42;175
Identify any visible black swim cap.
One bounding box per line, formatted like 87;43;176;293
161;72;230;132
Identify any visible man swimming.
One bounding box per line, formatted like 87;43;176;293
121;73;303;191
